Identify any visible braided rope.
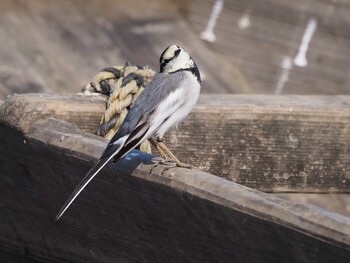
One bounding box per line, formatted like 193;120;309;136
82;62;156;153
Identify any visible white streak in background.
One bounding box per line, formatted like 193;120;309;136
238;13;251;30
275;57;293;95
201;0;224;42
294;18;317;67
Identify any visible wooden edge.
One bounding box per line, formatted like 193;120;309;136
2;93;350;131
198;94;350;107
0;93;106;133
1;93;349;133
28;117;350;248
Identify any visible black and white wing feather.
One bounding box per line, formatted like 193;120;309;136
55;72;187;220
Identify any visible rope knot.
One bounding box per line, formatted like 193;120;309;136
82;62;156;153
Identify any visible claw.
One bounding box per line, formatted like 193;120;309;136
150;156;195;176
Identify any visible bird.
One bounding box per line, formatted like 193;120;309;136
56;44;201;220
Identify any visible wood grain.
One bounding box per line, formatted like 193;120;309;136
0;94;350;262
2;93;349;193
0;93;106;133
168;94;350;193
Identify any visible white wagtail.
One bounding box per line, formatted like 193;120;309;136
56;45;201;220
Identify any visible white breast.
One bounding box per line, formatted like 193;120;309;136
151;71;201;140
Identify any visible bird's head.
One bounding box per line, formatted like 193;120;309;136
159;45;195;73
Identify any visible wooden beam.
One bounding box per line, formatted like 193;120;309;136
0;94;349;262
2;93;349;193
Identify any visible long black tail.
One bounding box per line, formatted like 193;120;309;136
55;136;127;220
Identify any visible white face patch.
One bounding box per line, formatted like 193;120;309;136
160;45;194;73
162;45;180;61
169;51;194;71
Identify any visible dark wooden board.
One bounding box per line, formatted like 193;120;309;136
1;95;350;262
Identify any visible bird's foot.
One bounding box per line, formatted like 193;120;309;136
150;157;195;175
151;156;174;165
149;157;171;174
174;161;195;169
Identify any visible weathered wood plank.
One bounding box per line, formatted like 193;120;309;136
0;95;350;262
3;93;349;193
0;93;105;133
170;94;350;193
277;193;350;218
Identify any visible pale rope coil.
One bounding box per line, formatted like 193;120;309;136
82;63;156;153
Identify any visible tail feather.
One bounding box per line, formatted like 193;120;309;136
55;136;127;220
56;119;152;221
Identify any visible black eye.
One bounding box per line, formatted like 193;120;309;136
174;49;181;57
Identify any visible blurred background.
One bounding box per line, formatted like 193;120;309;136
1;0;350;100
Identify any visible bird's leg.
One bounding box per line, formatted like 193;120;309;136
156;139;194;169
149;138;175;175
149;138;193;169
149;138;168;160
157;141;182;164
